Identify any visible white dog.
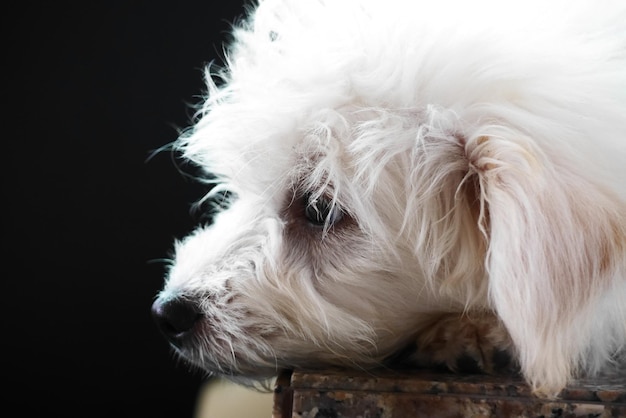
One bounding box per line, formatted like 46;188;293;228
152;0;626;399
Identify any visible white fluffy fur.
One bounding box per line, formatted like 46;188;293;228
155;0;626;398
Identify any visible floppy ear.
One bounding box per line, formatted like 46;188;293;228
466;132;626;397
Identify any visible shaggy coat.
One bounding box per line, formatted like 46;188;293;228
152;0;626;398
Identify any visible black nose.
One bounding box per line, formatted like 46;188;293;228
151;297;201;345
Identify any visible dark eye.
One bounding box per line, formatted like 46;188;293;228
304;193;343;226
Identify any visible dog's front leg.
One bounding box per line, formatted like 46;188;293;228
393;311;517;375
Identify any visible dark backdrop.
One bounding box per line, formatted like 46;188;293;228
5;2;246;417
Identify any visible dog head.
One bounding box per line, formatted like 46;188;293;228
152;0;626;394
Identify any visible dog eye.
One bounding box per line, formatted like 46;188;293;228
304;193;343;226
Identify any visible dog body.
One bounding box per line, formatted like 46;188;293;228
152;0;626;398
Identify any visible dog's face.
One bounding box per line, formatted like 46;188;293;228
152;0;626;395
158;100;488;376
152;0;500;375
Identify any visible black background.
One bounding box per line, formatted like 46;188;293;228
6;1;247;416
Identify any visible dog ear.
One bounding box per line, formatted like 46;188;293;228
466;132;626;397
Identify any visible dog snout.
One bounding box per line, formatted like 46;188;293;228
151;297;201;346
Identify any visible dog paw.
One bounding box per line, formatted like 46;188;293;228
392;312;518;375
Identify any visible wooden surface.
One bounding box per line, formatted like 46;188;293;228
273;368;626;418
